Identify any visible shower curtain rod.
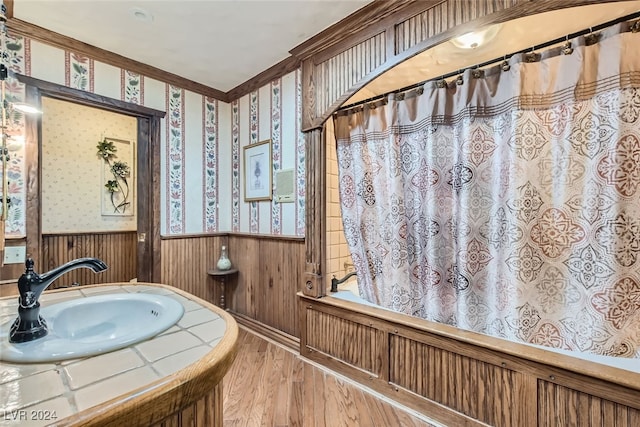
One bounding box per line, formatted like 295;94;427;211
338;10;640;112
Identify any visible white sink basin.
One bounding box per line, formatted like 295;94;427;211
0;293;184;363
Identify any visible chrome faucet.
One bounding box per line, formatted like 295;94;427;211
9;257;108;343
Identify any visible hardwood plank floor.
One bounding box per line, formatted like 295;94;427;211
223;328;437;427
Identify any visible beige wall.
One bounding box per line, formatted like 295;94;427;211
325;119;352;291
41;97;137;233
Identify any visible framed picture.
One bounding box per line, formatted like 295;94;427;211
243;139;272;201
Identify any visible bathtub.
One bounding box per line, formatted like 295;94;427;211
330;280;640;374
302;284;640;426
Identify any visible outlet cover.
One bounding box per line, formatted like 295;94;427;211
4;246;26;264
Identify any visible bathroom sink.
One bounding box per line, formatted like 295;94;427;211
0;293;184;363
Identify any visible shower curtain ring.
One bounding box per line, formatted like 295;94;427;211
501;55;511;72
562;35;574;55
585;27;600;45
524;46;540;63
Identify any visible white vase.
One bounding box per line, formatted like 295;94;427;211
216;245;232;271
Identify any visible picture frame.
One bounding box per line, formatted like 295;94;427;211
243;139;272;201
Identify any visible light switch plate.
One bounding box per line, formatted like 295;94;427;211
4;245;26;264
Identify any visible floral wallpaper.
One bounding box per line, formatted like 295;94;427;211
229;72;305;236
7;36;305;238
41;97;137;233
1;33;29;237
65;52;94;92
122;70;143;105
249;90;259;233
232;99;240;232
203;96;218;232
166;85;185;234
271;78;282;234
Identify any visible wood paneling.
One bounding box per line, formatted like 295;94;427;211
161;234;305;338
305;308;383;375
314;33;386;119
300;293;640;427
161;236;220;304
290;0;419;60
304;129;325;297
230;235;305;337
538;381;640;427
151;384;222;427
390;334;529;427
395;0;520;53
42;232;137;287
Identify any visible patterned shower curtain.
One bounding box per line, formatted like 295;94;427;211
333;22;640;358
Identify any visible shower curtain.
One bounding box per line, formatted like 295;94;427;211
333;22;640;357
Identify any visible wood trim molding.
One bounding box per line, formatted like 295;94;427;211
161;232;230;240
303;128;325;297
4;0;13;19
232;312;300;352
42;230;137;237
289;0;423;60
310;1;442;65
149;115;162;283
160;232;304;242
225;232;305;242
226;56;300;101
7;18;228;101
16;74;166;117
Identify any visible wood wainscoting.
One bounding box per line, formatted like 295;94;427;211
299;294;640;427
42;231;137;288
161;234;305;344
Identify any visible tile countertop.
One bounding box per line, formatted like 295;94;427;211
0;283;237;427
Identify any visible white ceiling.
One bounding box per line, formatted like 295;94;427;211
13;1;640;99
13;0;371;92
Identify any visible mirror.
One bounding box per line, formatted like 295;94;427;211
39;97;138;287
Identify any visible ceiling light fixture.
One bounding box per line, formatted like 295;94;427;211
450;25;501;49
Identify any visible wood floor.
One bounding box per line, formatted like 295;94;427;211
223;327;437;427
